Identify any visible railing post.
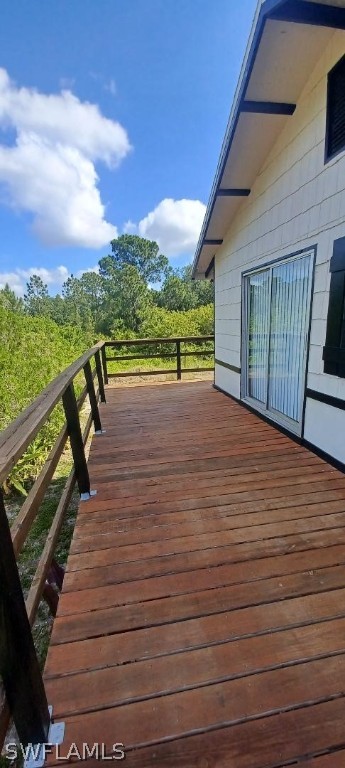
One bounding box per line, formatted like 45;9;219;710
101;344;108;385
0;490;50;746
95;350;106;403
62;383;93;500
84;360;102;433
176;340;182;380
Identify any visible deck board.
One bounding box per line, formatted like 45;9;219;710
45;381;345;766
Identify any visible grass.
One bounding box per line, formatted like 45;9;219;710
106;352;214;379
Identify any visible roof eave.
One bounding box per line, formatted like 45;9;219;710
192;0;345;279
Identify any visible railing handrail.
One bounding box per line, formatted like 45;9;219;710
104;335;215;381
0;341;103;486
105;335;214;345
0;340;107;749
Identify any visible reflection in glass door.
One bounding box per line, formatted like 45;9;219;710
243;251;314;434
247;269;270;404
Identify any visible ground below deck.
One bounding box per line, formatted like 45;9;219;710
44;381;345;767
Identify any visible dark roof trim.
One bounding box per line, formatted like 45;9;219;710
193;0;345;277
216;188;251;196
241;100;296;114
205;257;215;279
271;0;345;28
203;239;223;245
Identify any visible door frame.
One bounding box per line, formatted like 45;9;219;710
241;246;316;436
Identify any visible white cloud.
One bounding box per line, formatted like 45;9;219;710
76;265;99;278
134;198;206;256
0;265;69;295
0;69;132;248
90;72;117;98
123;219;137;234
104;79;117;96
59;77;76;90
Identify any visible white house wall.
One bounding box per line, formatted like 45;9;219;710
214;28;345;463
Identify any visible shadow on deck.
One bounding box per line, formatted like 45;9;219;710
44;381;345;767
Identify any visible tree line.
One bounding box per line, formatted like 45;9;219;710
0;235;214;337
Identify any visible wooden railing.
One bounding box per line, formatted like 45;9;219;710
103;335;215;380
0;342;107;750
0;335;214;750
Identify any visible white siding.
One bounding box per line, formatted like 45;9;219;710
214;29;345;462
215;363;241;400
304;399;345;463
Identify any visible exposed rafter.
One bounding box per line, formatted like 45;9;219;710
270;0;345;29
241;100;296;115
216;188;251;197
205;257;215;279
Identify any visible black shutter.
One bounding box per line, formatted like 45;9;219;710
323;237;345;377
326;54;345;161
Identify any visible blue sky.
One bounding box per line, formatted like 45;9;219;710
0;0;257;295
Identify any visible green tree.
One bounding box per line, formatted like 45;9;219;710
77;272;105;330
157;264;214;311
0;283;24;313
24;275;51;317
48;294;68;326
60;272;107;333
99;234;169;284
100;264;153;336
140;303;214;338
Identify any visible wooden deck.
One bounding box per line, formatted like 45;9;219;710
45;380;345;767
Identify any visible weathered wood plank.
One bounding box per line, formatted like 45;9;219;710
46;617;345;717
75;489;345;526
44;587;345;677
63;537;345;592
47;655;345;747
52;564;345;642
64;525;345;583
45;381;345;767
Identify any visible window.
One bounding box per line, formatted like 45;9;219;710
326;54;345;161
323;237;345;377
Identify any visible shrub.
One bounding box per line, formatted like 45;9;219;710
0;307;92;492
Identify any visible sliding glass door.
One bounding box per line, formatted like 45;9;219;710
242;251;314;434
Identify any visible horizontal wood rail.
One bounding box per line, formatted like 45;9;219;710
104;335;215;380
0;342;108;750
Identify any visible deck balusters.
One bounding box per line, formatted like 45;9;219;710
62;383;91;499
0;490;50;747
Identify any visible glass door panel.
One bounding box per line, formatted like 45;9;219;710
268;254;312;422
243;251;313;433
247;269;270;404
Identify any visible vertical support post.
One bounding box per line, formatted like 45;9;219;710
42;582;59;617
50;559;65;590
176;340;182;380
95;350;106;403
101;344;108;385
62;383;91;498
0;491;50;746
84;360;102;433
